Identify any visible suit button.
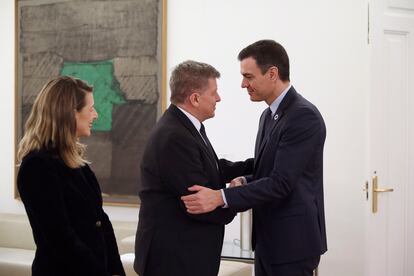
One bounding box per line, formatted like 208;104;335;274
95;220;102;227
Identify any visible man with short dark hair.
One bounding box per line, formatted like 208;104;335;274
182;40;327;276
134;60;252;276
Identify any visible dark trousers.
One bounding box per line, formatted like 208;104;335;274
255;255;320;276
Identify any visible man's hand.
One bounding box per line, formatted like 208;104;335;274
229;176;246;187
181;185;224;214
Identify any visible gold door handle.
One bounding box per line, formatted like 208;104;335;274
374;188;394;193
372;175;393;213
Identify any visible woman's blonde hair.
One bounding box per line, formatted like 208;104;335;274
17;76;93;168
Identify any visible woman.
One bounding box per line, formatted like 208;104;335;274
17;76;126;276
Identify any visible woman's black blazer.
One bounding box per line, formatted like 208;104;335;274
17;149;125;276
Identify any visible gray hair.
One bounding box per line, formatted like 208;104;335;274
170;60;220;104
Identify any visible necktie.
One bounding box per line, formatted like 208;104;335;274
200;123;217;160
261;108;273;142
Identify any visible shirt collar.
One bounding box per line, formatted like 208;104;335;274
176;105;202;131
269;84;292;115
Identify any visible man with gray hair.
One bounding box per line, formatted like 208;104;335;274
134;60;252;276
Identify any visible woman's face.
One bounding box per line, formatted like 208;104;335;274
75;92;98;138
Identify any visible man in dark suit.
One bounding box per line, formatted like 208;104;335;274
134;60;252;276
182;40;327;276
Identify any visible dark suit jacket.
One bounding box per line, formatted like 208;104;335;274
17;149;125;276
224;86;327;264
134;105;252;276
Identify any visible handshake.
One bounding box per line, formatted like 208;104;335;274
228;176;247;188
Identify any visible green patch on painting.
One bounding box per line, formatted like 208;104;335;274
61;60;126;131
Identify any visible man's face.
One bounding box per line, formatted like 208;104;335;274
240;57;274;103
197;78;221;121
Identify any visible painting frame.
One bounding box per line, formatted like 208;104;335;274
14;0;168;207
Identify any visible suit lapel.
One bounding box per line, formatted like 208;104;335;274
254;87;298;167
254;109;267;158
169;105;220;170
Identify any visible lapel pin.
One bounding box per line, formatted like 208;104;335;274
273;114;279;120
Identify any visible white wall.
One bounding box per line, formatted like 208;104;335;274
1;0;369;275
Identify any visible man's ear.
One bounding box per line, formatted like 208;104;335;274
268;66;279;81
188;91;200;107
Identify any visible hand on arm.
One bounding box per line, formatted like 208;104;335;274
159;135;235;223
181;185;224;214
181;177;246;213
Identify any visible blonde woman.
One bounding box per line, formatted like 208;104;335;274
17;76;125;276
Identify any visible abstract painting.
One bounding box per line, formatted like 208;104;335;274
15;0;166;205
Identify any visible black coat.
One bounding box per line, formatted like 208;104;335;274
134;105;252;276
17;149;125;276
225;87;328;264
